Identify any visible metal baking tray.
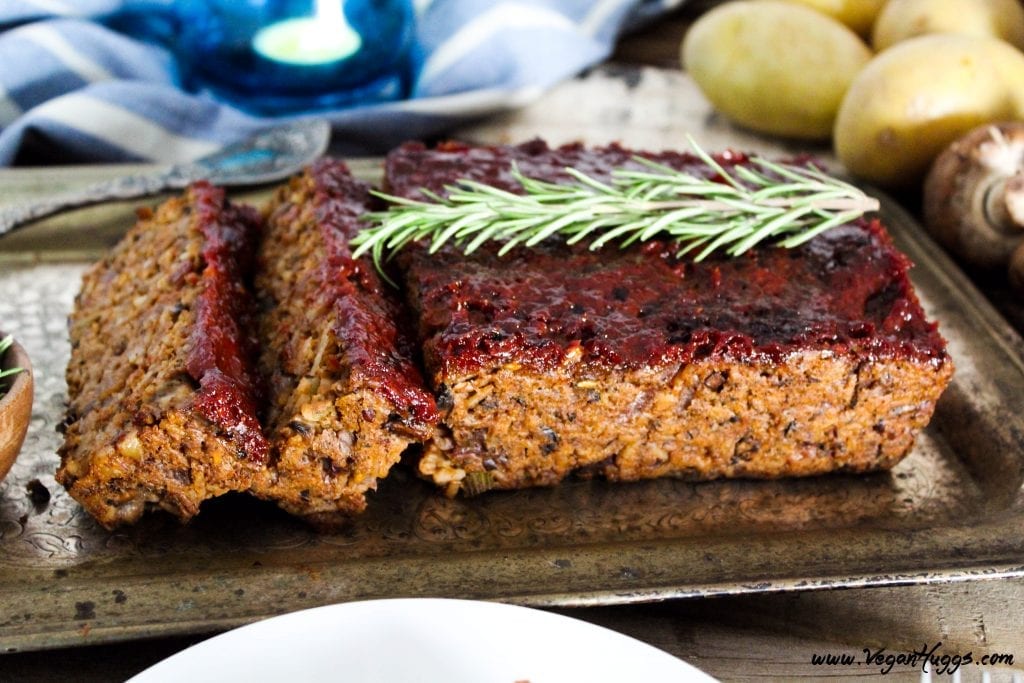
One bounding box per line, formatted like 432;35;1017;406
1;161;1022;653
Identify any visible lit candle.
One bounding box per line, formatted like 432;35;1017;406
252;0;362;65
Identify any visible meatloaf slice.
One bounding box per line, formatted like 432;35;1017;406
386;140;954;496
58;183;268;528
252;159;437;524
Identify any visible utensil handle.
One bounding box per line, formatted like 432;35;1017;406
0;170;183;237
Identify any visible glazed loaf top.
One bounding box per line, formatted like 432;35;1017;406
388;140;951;375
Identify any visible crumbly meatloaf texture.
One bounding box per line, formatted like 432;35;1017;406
58;183;268;528
387;140;954;496
252;159;437;524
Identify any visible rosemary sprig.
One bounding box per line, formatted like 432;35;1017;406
350;140;879;277
0;334;22;398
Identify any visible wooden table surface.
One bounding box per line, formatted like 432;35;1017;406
4;7;1024;681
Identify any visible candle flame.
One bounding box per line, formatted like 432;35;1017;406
253;1;362;66
315;0;344;27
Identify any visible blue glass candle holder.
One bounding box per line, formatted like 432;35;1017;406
170;0;414;114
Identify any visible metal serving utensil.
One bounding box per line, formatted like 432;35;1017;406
0;118;330;237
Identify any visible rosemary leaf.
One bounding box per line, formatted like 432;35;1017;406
0;334;23;398
352;140;879;275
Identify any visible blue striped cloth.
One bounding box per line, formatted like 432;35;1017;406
0;0;681;165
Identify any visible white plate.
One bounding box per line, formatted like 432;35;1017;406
129;598;716;683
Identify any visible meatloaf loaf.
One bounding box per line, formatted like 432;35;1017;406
251;159;437;524
58;183;268;528
386;140;954;496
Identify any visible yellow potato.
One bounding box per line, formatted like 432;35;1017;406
682;1;871;140
873;0;1024;51
778;0;886;36
834;34;1024;187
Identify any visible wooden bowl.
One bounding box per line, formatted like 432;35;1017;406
0;333;33;484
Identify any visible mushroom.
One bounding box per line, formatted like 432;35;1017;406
923;122;1024;287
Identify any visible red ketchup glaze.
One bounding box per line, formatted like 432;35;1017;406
387;140;950;375
186;182;270;463
307;159;438;427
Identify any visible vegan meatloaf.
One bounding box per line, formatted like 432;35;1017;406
58;183;268;528
252;159;437;524
386;140;954;496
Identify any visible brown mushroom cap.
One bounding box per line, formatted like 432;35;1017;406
923;122;1024;270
